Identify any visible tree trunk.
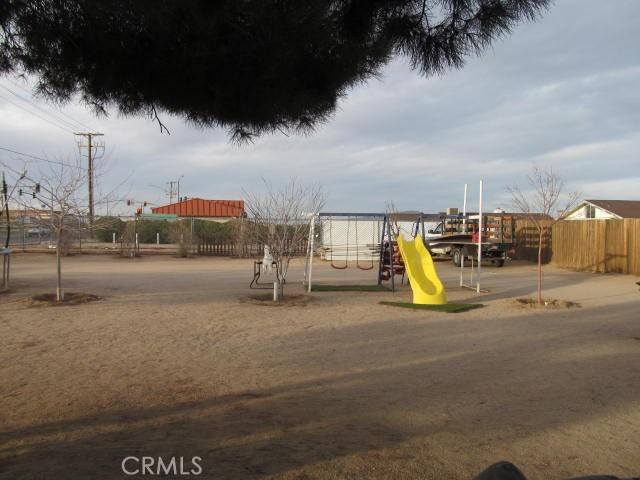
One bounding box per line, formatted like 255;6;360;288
278;260;286;298
537;228;543;305
56;231;64;302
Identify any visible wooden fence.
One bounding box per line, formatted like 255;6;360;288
194;218;640;274
512;219;552;263
552;219;640;274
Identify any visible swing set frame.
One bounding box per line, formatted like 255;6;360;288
304;212;406;293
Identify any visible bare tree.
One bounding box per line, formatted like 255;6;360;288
6;157;120;301
508;166;579;305
243;178;325;300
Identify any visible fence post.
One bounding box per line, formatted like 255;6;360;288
156;232;160;245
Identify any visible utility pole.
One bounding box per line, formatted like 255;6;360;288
167;181;178;204
177;174;184;202
75;132;104;227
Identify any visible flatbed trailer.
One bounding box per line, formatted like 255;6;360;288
412;213;516;267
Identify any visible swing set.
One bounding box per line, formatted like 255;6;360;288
326;214;376;270
304;212;409;292
302;181;497;295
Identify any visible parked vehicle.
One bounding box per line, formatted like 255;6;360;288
416;213;516;267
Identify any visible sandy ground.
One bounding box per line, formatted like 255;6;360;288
0;253;639;480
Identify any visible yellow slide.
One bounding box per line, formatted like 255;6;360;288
396;235;447;305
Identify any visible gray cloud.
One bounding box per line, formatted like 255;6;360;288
1;0;638;214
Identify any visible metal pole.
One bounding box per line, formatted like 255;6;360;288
303;219;311;283
378;216;387;285
88;134;93;227
462;183;468;232
477;180;483;294
389;220;395;292
307;216;315;293
461;183;467;287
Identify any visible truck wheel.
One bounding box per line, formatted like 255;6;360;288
493;259;505;268
452;248;462;267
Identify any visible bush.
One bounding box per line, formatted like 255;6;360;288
94;217;125;242
193;219;236;242
137;219;171;244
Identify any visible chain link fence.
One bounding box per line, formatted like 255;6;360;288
1;215;309;258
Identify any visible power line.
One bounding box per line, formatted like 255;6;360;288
0;145;82;169
1;79;96;132
0;92;73;134
0;84;83;132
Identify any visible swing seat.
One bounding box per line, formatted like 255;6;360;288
356;264;374;271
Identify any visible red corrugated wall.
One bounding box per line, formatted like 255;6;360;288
151;198;244;217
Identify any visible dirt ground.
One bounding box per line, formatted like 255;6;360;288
1;253;639;479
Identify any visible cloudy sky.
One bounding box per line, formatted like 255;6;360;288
0;0;638;214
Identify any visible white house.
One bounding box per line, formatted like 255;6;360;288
565;200;640;220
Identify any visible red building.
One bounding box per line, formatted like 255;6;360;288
151;198;244;218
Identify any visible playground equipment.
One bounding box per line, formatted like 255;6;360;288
305;194;502;297
396;235;447;304
305;212;432;294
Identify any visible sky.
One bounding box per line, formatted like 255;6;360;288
0;0;639;215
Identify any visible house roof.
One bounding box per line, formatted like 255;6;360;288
151;198;244;218
585;199;640;219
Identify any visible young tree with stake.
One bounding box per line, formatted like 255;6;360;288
6;158;119;301
508;166;579;305
244;179;325;301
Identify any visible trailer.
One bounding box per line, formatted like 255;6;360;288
414;212;516;267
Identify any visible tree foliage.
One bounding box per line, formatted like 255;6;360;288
0;0;549;140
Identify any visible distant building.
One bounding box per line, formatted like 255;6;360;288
565;200;640;220
151;198;244;220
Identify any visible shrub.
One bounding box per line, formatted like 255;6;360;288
94;216;125;242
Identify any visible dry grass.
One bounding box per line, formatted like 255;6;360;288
514;298;581;309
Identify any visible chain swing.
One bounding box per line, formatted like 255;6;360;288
355;217;374;270
329;216;348;269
